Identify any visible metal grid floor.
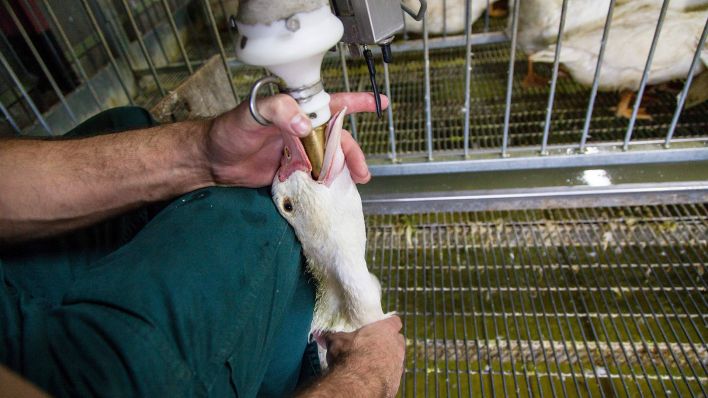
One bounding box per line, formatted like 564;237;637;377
366;203;707;397
320;44;708;159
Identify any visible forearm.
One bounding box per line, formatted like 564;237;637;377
296;363;388;398
0;120;214;242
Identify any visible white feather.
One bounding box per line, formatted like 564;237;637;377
272;139;386;333
402;0;500;35
529;5;708;91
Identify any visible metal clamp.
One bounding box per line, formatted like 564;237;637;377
284;80;324;104
249;75;282;126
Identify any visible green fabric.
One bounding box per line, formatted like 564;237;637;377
0;107;317;398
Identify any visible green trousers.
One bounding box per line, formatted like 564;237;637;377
0;107;319;397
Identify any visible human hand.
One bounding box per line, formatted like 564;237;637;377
205;93;388;188
324;316;406;397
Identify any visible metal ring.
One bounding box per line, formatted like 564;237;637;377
284;80;324;103
249;75;282;126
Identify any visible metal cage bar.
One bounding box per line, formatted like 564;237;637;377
337;43;358;139
2;0;77;124
540;0;569;155
462;0;473;157
622;0;671;151
579;0;617;152
121;0;166;97
500;0;520;158
40;0;102;110
161;0;194;74
0;48;51;133
202;0;240;104
80;0;134;105
0;99;19;134
383;61;397;161
423;14;433;161
665;18;708;148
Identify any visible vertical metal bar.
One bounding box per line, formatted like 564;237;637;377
139;0;169;64
540;0;569;155
203;0;240;103
432;214;453;397
450;213;474;397
396;217;408;397
0;26;30;77
2;0;77;123
463;0;473;157
423;14;433;161
0;52;51;134
337;43;358;139
623;0;671;151
501;0;520;157
426;214;440;397
80;0;134;105
420;214;431;396
401;8;409;40
22;0;81;103
0;101;20;134
411;214;420;397
460;213;487;397
483;0;490;33
665;18;708;148
217;0;237;54
492;211;533;397
40;0;102;110
161;0;193;74
121;0;165;97
98;0;138;71
442;0;447;38
520;209;594;396
579;0;616;152
465;212;496;398
383;62;397;162
473;211;509;397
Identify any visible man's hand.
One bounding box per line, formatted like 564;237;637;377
0;93;384;242
298;316;406;398
206;93;388;187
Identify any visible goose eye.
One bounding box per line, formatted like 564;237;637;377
283;198;293;212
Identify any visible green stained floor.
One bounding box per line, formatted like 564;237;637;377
366;204;708;397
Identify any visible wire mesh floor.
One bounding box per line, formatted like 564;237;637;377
321;43;708;159
366;203;707;397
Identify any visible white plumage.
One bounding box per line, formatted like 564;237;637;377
402;0;502;35
529;4;707;117
271;109;386;334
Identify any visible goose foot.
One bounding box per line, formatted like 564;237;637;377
522;60;548;88
489;0;508;18
615;90;652;120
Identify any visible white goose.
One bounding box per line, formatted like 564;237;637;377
529;4;708;118
272;109;387;334
402;0;505;35
510;0;613;87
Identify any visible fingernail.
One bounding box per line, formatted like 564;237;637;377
290;114;311;136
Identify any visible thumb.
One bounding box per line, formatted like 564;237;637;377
254;94;312;137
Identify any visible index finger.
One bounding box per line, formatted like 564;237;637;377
329;92;389;115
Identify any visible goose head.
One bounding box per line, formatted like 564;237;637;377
271;109;385;333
